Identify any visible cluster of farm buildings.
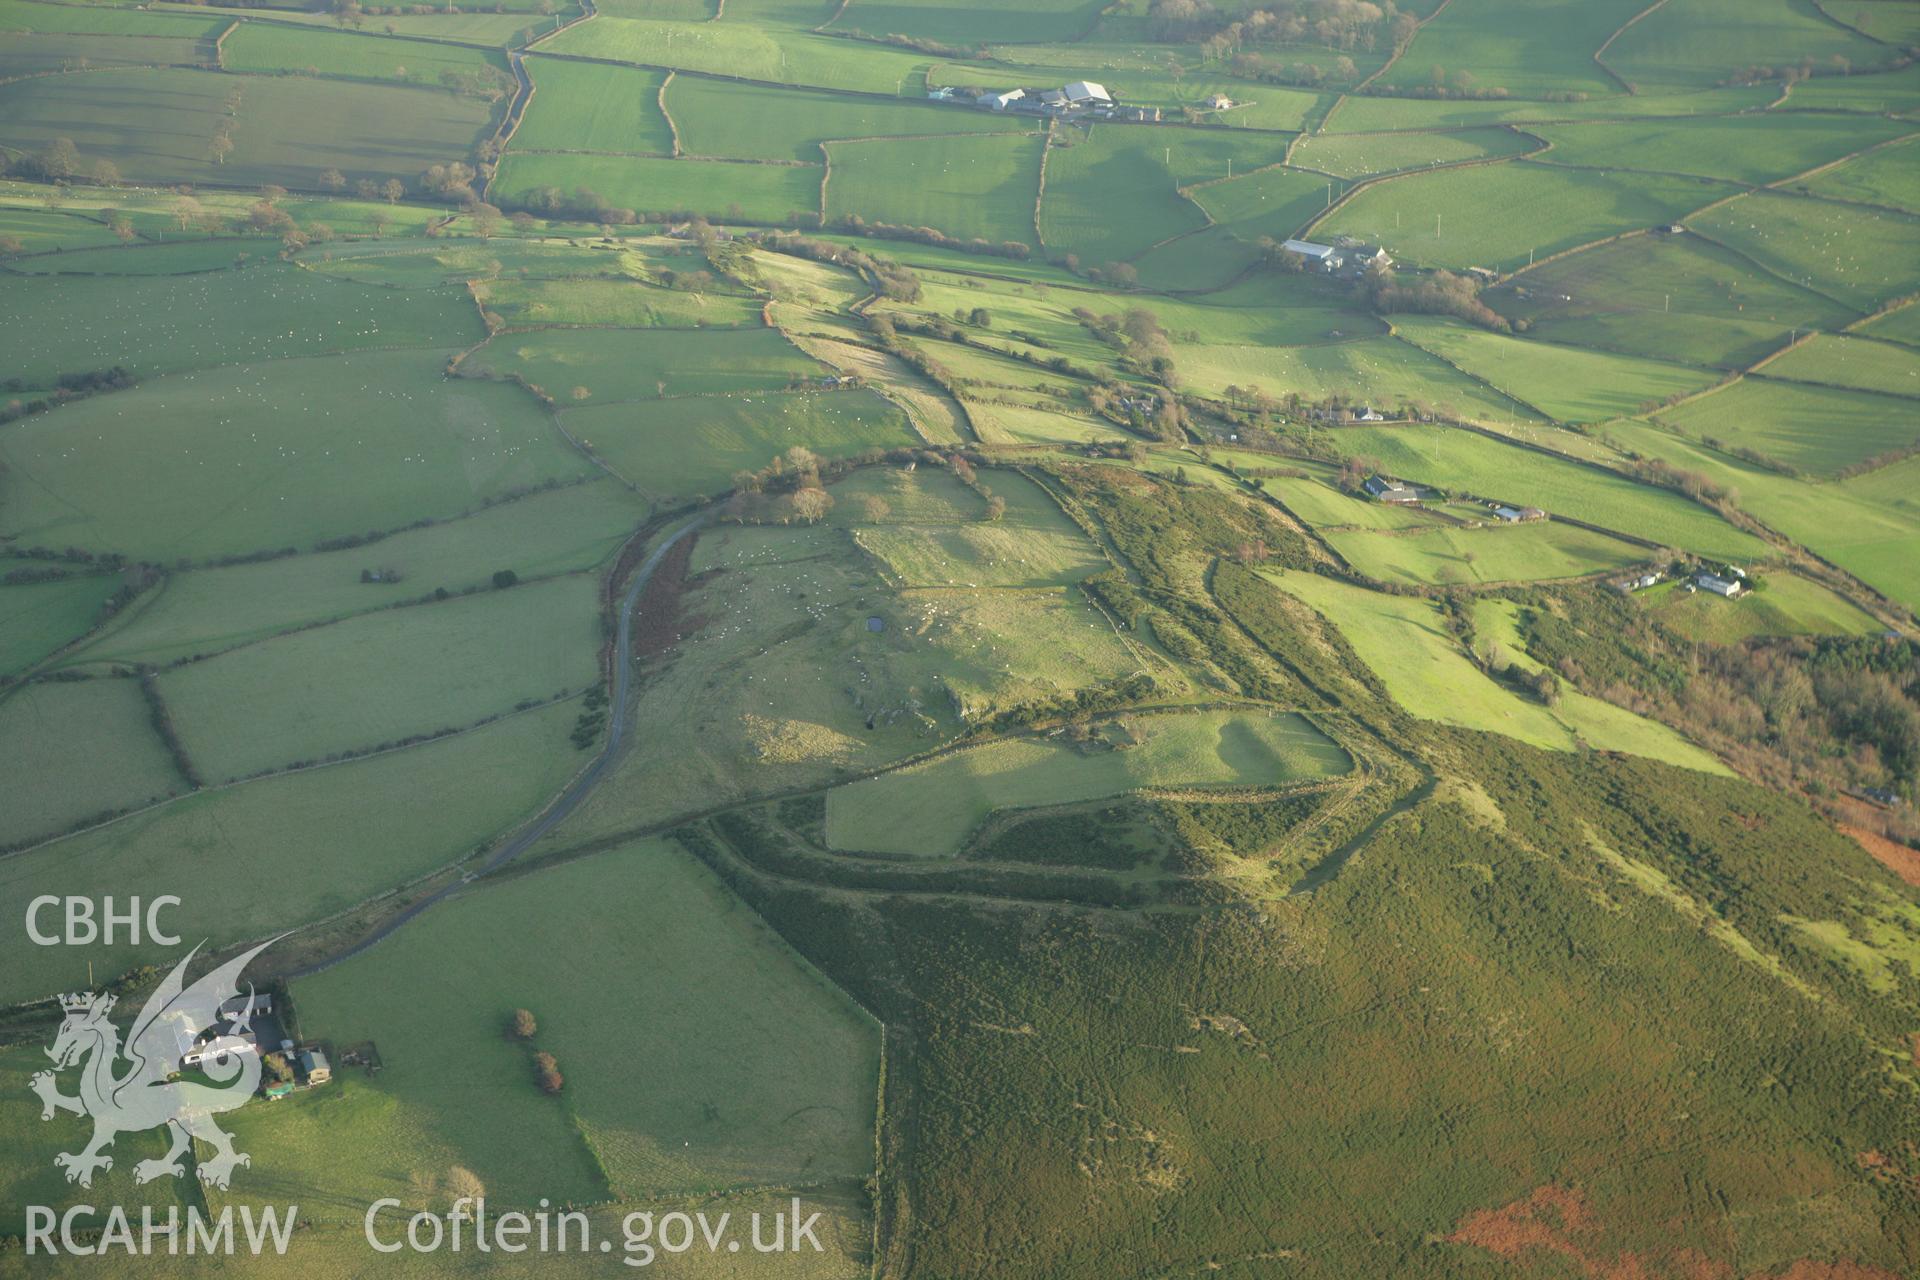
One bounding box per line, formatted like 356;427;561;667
1362;474;1542;523
174;992;334;1099
1616;565;1750;598
1281;238;1394;278
927;79;1228;123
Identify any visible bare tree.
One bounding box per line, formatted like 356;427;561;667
382;178;405;204
320;167;346;194
40;137;79;180
790;487;834;524
445;1166;485;1208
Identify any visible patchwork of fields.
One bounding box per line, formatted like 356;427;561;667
6;0;1920;1274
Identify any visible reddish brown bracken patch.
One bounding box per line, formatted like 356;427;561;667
1840;824;1920;888
1447;1184;1900;1280
626;534;700;664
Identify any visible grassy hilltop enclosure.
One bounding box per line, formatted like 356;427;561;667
6;0;1920;1276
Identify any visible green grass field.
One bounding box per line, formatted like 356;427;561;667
827;0;1102;43
1391;315;1722;422
1269;569;1728;771
538;15;933;96
562;389;914;495
851;470;1107;588
1169;334;1544;424
1326;519;1646;586
468;326;822;401
492;151;825;223
666;75;1026;163
82;480;644;667
5;13;1920;1269
157;572;600;782
1529;113;1912;186
904;584;1147;721
1863;300;1920;347
1657;377;1920;476
511;57;673;155
0;1044;196;1239
1488;230;1857;367
1647;570;1883;642
1096;241;1233;309
474;275;764;328
1604;0;1891;88
0;699;584;1008
0;30;204;79
292;838;878;1203
1760;333;1920;399
1691;191;1920;312
0;204;128;253
1290;127;1537;179
825;461;984;524
1780;58;1920;114
826;709;1351;857
1380;0;1650;97
930;53;1325;131
0;678;181;847
1809;134;1920;215
0;574;115;675
1256;470;1443;530
297;235;618;286
0;68;495;189
0;0;225;37
1318;161;1735;272
0;265;480;386
1187;163;1334;248
0;350;592;563
220;23;510;87
222;8;555;43
11;239;278;277
1038;128;1205;263
1604;421;1920;612
543;525;961;839
826;132;1045;246
1330;423;1766;559
1323;82;1780;131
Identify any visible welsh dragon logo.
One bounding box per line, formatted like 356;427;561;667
31;939;279;1190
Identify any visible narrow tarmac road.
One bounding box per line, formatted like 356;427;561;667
286;515;704;978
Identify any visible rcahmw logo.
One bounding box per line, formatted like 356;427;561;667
32;937;280;1189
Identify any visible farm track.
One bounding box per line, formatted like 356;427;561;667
283;513;705;979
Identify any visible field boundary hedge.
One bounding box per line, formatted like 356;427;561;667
211;19;239;68
1590;0;1666;93
659;69;682;156
1350;0;1453;94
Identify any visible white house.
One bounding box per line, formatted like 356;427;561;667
1363;476;1421;504
1696;572;1744;597
985;88;1025;110
1206;93;1233;110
